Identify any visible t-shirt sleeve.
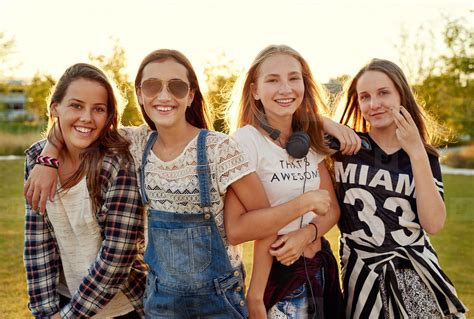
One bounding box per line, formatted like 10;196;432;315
119;125;151;169
214;133;254;195
231;127;258;171
428;152;444;200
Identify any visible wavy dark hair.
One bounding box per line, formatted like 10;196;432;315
134;49;212;130
47;63;132;211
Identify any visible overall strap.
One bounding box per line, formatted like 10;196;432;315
196;129;212;209
139;131;158;205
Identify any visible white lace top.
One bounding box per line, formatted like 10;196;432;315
121;125;253;267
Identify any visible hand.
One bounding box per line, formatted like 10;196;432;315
51;313;61;319
299;189;330;216
247;296;267;319
322;117;361;155
24;165;58;214
269;227;312;266
390;105;425;157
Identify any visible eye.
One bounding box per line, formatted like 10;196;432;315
70;103;82;109
265;77;278;83
379;90;389;96
358;94;368;101
94;106;107;113
290;76;302;81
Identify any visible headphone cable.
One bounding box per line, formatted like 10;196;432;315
299;156;318;318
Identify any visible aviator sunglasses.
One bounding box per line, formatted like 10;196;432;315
140;78;190;99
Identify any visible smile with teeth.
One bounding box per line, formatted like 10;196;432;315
155;106;175;112
75;126;92;133
275;98;295;104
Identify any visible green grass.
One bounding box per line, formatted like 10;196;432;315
0;121;45;155
1;160;472;317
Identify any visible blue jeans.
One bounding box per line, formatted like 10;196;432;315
268;270;324;319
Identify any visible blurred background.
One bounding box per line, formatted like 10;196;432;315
0;0;472;317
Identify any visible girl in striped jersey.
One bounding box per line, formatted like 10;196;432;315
333;58;467;318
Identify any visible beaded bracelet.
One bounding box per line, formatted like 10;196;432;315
308;222;319;243
35;155;60;169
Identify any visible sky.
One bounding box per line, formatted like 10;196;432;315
0;0;471;86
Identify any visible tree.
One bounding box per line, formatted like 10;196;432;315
413;17;473;142
25;72;55;123
203;51;242;133
0;32;16;79
396;16;473;142
89;39;143;126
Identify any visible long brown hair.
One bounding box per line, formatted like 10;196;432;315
336;58;440;156
47;63;132;212
134;49;212;130
227;44;330;155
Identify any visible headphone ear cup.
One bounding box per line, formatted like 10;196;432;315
286;132;310;159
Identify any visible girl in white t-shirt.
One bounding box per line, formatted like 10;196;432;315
226;44;346;318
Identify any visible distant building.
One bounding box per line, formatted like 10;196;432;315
0;80;30;121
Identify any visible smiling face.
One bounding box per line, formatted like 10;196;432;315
50;78;108;155
137;59;195;130
252;53;305;123
356;70;401;130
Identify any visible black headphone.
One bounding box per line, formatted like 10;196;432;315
259;121;311;159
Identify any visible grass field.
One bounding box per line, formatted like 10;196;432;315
1;160;472;318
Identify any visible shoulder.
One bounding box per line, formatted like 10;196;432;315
24;140;47;171
120;124;152;142
24;139;46;159
232;125;259;141
120;124;154;161
100;152;137;181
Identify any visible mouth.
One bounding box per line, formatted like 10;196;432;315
153;105;176;113
74;126;93;135
274;98;296;107
370;111;386;117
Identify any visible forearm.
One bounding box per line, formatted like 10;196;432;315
410;152;446;234
228;195;313;244
247;235;276;301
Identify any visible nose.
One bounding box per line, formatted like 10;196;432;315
79;109;92;123
156;83;172;100
278;80;292;94
369;96;382;109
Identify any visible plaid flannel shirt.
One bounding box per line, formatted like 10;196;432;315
24;140;147;318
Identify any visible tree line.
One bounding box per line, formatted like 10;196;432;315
0;16;472;143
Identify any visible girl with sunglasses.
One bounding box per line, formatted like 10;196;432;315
226;44;347;319
24;63;146;318
334;59;467;318
24;49;339;318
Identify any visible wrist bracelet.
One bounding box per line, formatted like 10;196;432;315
308;222;318;243
35;155;60;169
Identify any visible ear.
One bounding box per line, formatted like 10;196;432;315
50;102;59;117
250;83;259;100
136;87;144;106
187;89;195;107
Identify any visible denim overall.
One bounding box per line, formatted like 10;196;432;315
139;130;248;319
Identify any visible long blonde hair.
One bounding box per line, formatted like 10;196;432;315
227;44;329;155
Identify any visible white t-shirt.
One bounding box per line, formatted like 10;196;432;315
46;178;134;318
120;125;253;268
232;125;325;235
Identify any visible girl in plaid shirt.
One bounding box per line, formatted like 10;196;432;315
23;63;146;318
